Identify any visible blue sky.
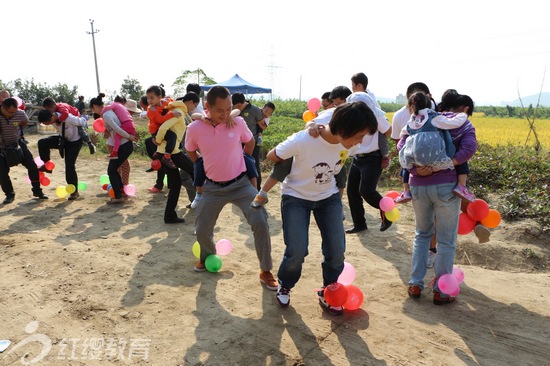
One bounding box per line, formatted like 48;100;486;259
3;0;549;106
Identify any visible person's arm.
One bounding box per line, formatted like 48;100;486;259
432;113;467;130
64;113;89;127
266;148;283;163
243;137;255;156
56;104;70;122
186;149;200;163
257;118;268;131
452;124;477;165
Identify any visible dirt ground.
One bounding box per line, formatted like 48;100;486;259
1;134;549;366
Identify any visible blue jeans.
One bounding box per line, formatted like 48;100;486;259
277;193;346;289
409;183;460;297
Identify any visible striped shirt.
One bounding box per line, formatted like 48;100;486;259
0;110;27;148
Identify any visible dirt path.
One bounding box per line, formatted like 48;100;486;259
0;134;549;365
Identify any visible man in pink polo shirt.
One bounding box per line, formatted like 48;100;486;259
185;86;276;290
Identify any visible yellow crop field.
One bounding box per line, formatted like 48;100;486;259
386;112;550;148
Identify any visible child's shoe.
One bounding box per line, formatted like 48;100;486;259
190;193;202;209
161;154;177;169
474;224;491;243
250;192;269;209
453;183;475;202
394;190;412;204
106;151;118;160
88;143;97;155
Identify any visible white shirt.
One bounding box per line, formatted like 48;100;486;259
276;130;349;201
53;113;88;142
313;108;335;126
190;103;205;115
391;106;410;140
345;92;391;154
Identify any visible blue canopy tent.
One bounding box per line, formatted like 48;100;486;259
201;74;271;94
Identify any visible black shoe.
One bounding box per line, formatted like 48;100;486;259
380;212;393;232
88;143;96;155
164;217;185;224
345;226;368;234
33;191;49;200
2;194;15;204
145;167;154;173
38;165;53;174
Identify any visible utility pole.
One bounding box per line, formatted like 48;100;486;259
87;19;101;94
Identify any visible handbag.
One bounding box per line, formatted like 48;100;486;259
0;120;24;167
2;144;24;167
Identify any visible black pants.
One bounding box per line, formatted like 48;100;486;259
346;153;383;228
163;151;194;221
145;136;166;189
38;135;82;193
252;145;261;190
108;141;133;199
0;141;42;196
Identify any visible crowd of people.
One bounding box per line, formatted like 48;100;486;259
0;73;479;315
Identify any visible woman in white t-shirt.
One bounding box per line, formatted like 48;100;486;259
268;102;378;316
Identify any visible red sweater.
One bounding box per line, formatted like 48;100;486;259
56;103;80;122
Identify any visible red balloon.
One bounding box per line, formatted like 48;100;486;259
45;161;55;170
324;282;348;307
40;176;50;187
102;183;109;191
343;285;364;310
467;199;490;222
38;171;45;179
385;190;400;200
458;212;476;235
151;159;161;170
93;118;106;133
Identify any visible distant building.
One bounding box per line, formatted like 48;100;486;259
396;93;406;105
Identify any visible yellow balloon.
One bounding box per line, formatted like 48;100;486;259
302;110;316;122
192;241;201;259
65;184;76;194
385;207;401;222
55;186;68;198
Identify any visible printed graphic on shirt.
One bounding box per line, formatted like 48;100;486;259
312;156;345;185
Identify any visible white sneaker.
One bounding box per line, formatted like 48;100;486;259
427;251;437;268
190;194;201;209
276;285;290;307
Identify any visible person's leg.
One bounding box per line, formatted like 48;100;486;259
64;139;83;193
346;159;367;231
159;130;177;169
356;155;390;231
252;145;261;190
37;136;60;166
395;169;412;203
0;156;14;200
179;153;196;202
231;177;273;272
163;152;184;222
431;183;461;298
408;185;435;290
313;193;346;286
453;162;474;202
190;157;206;208
107;141;133;200
195;182;228;262
20;143;46;198
276;194;312;289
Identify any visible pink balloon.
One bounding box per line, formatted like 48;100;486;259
25;175;31;184
438;273;459;295
448;287;461;297
34;156;44;167
337;262;356;285
379;196;396;212
452;267;465;284
307;98;321;113
123;184;136;196
215;239;233;256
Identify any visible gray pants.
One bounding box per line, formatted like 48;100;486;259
195;175;273;271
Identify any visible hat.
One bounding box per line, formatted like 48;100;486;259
329;86;352;101
125;99;141;113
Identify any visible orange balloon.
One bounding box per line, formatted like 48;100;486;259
481;209;501;229
108;187;116;198
302;110;316;123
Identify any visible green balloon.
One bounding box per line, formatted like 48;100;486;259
205;254;222;273
78;182;88;191
99;174;110;185
163;176;168;185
